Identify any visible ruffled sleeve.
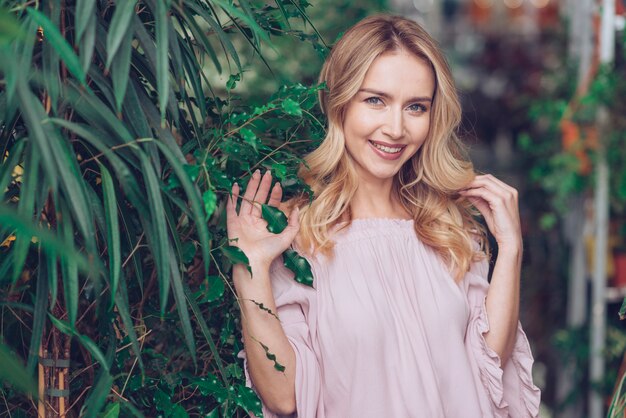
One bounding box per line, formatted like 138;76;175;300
239;256;323;418
462;257;541;418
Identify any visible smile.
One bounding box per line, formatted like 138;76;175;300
368;140;406;160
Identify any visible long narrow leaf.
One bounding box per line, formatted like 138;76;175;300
80;13;96;73
15;80;58;193
0;139;25;199
12;141;39;283
0;344;37;396
153;141;210;275
100;164;121;309
115;278;144;370
184;283;227;384
168;250;196;362
105;0;137;69
155;0;169;122
26;248;49;374
139;153;170;315
110;23;134;113
0;205;101;275
26;7;86;85
75;0;97;41
60;201;79;328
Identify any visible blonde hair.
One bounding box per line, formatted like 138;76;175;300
291;14;486;281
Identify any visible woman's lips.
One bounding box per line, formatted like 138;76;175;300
368;140;406;161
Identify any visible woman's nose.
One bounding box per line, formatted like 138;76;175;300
381;108;404;139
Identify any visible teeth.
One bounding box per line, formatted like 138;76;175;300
371;141;403;153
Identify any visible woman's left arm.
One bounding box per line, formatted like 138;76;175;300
459;174;522;365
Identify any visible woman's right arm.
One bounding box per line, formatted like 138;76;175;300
226;169;301;415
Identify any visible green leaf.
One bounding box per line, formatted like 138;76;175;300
12;141;39;283
81;369;114;418
105;0;137;68
100;164;121;309
283;249;313;287
281;98;302;117
26;249;49;374
203;275;225;303
184;284;229;385
26;8;86;84
75;0;97;41
234;384;263;418
61;204;79;328
220;245;251;275
258;340;285;372
0;205;100;275
169;250;197;362
153;141;211;277
80;13;96;72
619;296;626;320
155;0;169;122
271;163;287;180
110;23;134;112
48;315;110;372
139;153;170;314
0;139;25;196
0;8;24;45
226;73;240;90
101;402;120;418
0;343;37;396
203;190;217;219
261;204;288;234
115;279;144;371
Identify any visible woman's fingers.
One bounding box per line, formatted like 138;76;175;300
267;182;283;208
240;169;261;215
226;183;240;238
251;171;273;217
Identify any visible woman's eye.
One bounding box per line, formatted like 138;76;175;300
365;97;383;105
407;103;427;113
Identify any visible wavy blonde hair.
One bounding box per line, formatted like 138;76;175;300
291;14;486;281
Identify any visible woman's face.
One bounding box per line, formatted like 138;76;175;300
342;50;435;188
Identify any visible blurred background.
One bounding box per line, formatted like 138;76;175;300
229;0;626;417
1;0;625;416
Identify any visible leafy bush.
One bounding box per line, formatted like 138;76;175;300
0;0;327;416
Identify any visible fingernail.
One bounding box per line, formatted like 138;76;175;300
253;169;260;177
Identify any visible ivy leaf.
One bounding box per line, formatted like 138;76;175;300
101;402;120;418
261;204;288;234
281;98;302;117
203;275;225;303
240;128;258;151
234;384;263;418
181;242;197;265
283;249;313;287
220;246;251;276
183;164;201;182
202;190;217;219
258;341;285;372
153;389;173;415
226;73;240;90
271;163;287;180
247;299;279;320
188;375;228;402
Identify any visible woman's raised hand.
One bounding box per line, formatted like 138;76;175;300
459;174;522;254
226;169;300;268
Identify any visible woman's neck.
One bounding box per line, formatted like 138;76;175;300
349;182;411;220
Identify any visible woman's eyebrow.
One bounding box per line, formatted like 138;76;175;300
358;88;432;103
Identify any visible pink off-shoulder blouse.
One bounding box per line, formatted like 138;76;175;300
241;218;541;418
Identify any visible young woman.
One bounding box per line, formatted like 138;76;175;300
226;14;541;418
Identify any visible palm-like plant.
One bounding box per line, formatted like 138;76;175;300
0;0;325;415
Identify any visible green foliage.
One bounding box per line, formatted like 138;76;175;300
0;0;328;415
